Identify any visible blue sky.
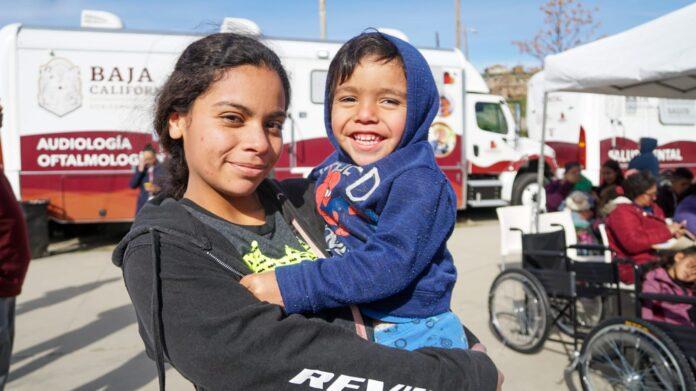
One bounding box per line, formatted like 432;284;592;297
1;0;693;71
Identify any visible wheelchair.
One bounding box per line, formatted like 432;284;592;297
573;262;696;390
488;228;620;354
488;226;696;389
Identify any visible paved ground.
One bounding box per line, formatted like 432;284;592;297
6;210;580;390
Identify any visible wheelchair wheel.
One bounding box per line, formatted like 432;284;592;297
579;317;696;391
488;269;550;354
552;295;604;337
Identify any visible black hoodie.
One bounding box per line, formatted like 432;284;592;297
112;179;498;390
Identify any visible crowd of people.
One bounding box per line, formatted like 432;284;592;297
545;151;696;327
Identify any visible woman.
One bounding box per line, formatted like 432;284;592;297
597;159;624;194
112;33;500;390
606;171;686;283
545;161;584;211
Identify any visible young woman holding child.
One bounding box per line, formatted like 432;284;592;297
113;32;501;390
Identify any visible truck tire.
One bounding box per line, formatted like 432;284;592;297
511;173;546;207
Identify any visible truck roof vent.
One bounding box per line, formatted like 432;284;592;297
376;28;409;42
220;18;262;36
80;10;123;29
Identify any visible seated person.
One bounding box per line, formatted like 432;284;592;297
606;171;686;283
675;191;696;237
546;161;589;211
657;167;694;218
564;191;599;255
596;185;630;219
596;159;624;195
642;247;696;327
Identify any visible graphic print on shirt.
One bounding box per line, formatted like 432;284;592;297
242;240;317;273
315;162;380;255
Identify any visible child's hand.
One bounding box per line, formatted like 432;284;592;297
239;272;285;307
471;342;487;353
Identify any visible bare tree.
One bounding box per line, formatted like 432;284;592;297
513;0;600;64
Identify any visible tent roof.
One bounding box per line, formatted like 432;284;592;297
543;3;696;98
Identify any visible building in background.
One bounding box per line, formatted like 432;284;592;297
483;65;540;133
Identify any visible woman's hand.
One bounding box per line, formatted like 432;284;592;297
239;271;285;307
668;222;686;238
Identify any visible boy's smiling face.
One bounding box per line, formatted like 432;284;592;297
331;56;407;166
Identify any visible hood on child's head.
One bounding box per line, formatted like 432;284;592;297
323;32;440;163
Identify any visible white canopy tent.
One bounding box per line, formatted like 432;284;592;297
533;2;696;225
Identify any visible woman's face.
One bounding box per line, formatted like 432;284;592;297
634;184;657;207
169;65;286;200
601;166;617;185
673;253;696;283
565;166;581;184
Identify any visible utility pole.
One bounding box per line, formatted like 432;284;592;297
319;0;326;39
455;0;461;49
463;25;477;59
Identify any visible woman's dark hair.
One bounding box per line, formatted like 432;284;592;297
623;171;657;200
154;33;291;199
601;159;624;186
142;143;156;153
564;161;581;172
673;167;695;183
326;32;404;104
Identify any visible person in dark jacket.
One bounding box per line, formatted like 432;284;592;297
0;103;31;390
606;171;686;283
129;144;164;213
657;167;694;218
628;137;660;177
113;33;501;391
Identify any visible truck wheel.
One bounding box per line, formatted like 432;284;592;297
511;173;546;207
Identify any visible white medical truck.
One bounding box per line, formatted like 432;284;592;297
0;18;554;223
527;71;696;184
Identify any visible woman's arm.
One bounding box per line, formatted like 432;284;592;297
121;239;499;391
129;167;147;189
275;168;456;314
607;207;671;254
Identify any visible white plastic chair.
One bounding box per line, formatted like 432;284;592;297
538;210;579;258
539;210;606;262
496;205;533;266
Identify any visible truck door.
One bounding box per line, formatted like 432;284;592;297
468;95;520;174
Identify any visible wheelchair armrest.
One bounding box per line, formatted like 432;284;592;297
639;292;696;306
523;249;567;258
568;243;610;252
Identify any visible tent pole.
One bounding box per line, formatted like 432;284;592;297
534;91;549;232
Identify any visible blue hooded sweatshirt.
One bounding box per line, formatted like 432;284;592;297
275;33;458;319
628;137;660;177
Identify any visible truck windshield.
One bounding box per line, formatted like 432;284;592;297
475;102;508;134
